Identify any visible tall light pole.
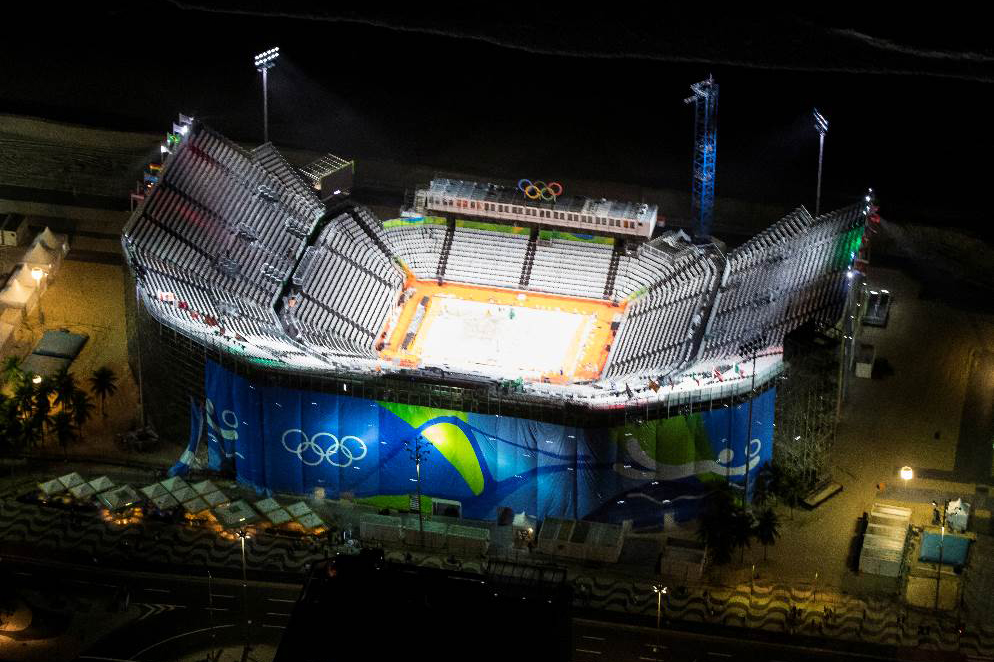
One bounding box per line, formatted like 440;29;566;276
253;47;280;144
237;529;251;662
935;501;946;611
652;584;667;628
31;268;45;325
405;436;432;545
813;108;829;217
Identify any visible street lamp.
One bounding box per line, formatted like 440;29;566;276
900;466;913;488
253;47;280;144
237;529;251;662
935;501;947;611
405;436;432;545
652;584;667;628
31;268;45;325
813;108;829;217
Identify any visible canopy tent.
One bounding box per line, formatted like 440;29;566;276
23;243;57;269
13;264;43;291
98;485;141;511
171;486;198;503
183;497;210;514
286;501;312;518
36;227;69;255
296;513;325;530
58;472;85;489
202;490;229;507
192;479;220;495
213;499;260;528
254;497;281;514
141;483;169;499
151;493;180;510
38;478;66;497
69;483;97;499
88;476;114;492
160;476;190;493
265;508;293;525
0;278;37;310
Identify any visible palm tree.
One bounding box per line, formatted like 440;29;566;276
1;356;21;389
53;368;77;413
754;508;781;561
32;381;53;446
13;380;36;422
51;411;74;460
698;483;738;566
89;366;119;420
70;388;95;441
731;508;755;564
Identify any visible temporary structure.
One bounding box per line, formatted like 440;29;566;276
23;243;57;270
0;278;37;310
36;227;69;255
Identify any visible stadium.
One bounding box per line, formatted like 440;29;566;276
122;115;867;528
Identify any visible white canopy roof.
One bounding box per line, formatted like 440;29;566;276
38;479;65;496
23;243;56;267
0;278;34;308
37;227;67;252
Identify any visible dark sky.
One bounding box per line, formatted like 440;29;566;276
3;5;992;233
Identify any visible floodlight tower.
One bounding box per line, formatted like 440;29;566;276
813;109;829;217
253;47;280;143
684;76;719;243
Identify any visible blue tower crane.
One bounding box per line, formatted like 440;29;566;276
684;76;719;242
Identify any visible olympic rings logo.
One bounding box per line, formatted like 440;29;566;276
281;429;368;468
517;179;563;201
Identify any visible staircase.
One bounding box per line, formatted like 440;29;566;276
349;209;394;259
519;227;539;289
603;238;624;299
436;218;456;284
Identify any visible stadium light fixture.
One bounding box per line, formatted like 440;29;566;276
813;108;829;217
254;47;280;144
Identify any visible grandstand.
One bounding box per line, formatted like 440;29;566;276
124;120;866;408
122;118;867;523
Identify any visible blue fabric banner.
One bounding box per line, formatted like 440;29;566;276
205;361;775;524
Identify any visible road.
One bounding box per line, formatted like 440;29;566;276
3;554;966;662
1;555;302;662
570;617;952;662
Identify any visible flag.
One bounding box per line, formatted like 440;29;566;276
714;368;724;382
648;379;659;392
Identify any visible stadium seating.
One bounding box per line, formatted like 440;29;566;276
604;247;718;379
444;227;528;289
383;223;443;280
123;121;866;398
528;239;614;299
286;213;404;356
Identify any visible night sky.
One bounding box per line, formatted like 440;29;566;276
3;5;992;233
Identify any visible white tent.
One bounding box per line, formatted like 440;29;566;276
38;478;66;497
98;485;141;511
14;264;42;289
0;278;37;310
36;227;68;255
141;483;169;499
58;472;85;489
23;243;57;269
